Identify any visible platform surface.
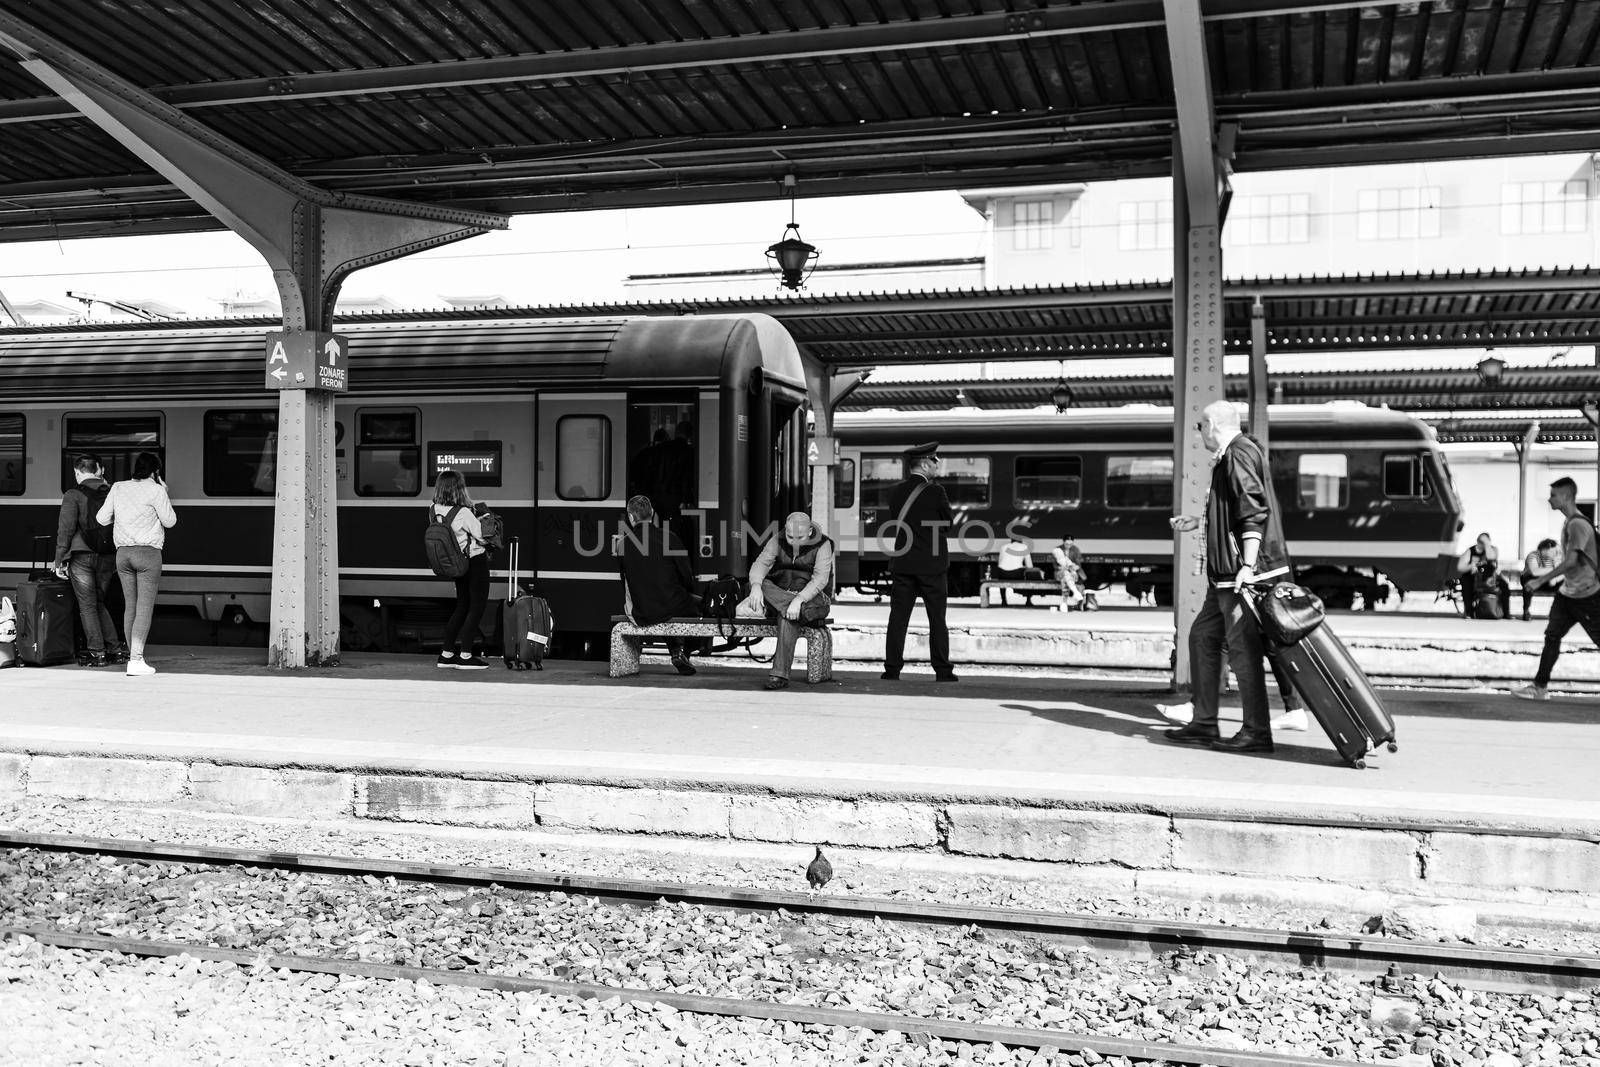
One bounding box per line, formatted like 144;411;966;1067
1;646;1594;835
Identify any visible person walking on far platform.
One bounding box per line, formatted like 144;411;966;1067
1512;477;1600;700
1164;401;1291;753
431;469;492;670
96;451;176;677
882;442;958;682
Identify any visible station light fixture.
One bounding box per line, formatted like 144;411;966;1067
765;173;819;291
1051;360;1074;412
1476;351;1506;387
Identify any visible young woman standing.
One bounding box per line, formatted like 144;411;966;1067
431;469;491;669
96;451;177;676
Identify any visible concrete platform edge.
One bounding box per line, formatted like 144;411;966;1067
4;749;1596;911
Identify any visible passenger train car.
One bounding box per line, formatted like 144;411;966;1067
0;314;812;650
829;406;1464;608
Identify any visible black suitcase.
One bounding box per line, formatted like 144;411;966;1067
1245;589;1397;769
16;536;76;667
501;536;552;671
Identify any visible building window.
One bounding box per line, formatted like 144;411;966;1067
556;415;611;500
1358;187;1442;240
62;414;162;491
1297;453;1348;510
832;458;856;510
1012;199;1054;251
1014;456;1082;510
1231;194;1311;245
355;409;421;497
1383;454;1430;499
1500;180;1587;235
204;410;277;496
0;413;22;495
1118;200;1173;250
1105;455;1174;509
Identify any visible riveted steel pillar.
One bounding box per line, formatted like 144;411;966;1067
0;13;507;667
803;364;866;538
1170;148;1226;693
1249;297;1269;449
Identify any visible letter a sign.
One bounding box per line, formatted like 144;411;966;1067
264;331;349;393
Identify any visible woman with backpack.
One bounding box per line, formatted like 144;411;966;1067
429;470;491;669
96;451;177;677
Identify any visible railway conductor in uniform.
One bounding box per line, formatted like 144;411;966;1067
882;441;959;682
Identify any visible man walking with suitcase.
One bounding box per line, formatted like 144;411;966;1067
1512;477;1600;700
1165;401;1292;754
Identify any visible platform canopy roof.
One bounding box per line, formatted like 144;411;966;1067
2;0;1600;241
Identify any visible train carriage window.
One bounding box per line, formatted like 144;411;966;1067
204;410;278;496
62;414;162;490
1383;454;1430;499
1297;453;1349;509
355;409;421;497
832;458;856;509
941;457;991;508
1106;455;1174;509
859;456;903;512
1015;456;1082;509
0;413;21;495
557;415;612;500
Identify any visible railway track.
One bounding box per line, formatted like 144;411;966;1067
5;828;1595;995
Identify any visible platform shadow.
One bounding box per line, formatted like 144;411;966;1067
1003;702;1349;769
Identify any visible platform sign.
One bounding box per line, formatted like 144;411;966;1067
264;331;349;392
807;436;836;465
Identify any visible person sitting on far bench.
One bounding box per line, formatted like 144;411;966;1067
745;510;834;691
1520;537;1562;621
616;494;699;676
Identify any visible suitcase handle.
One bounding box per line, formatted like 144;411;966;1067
1214;565;1290;590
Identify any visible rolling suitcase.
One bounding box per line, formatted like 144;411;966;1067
1243;586;1397;769
16;536;77;667
501;536;553;671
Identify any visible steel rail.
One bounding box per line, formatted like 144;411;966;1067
4;830;1595;994
0;924;1360;1067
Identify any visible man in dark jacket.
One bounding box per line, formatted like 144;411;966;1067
1165;401;1290;754
617;494;698;676
747;510;834;691
882;441;958;682
51;453;125;667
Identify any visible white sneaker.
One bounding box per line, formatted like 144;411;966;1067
125;659;156;677
1272;707;1310;732
1156;701;1194;725
1511;683;1549;701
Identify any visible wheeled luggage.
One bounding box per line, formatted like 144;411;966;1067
1245;586;1397;769
15;536;76;667
501;536;552;670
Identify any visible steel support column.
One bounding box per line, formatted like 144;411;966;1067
1164;0;1227;691
804;364;867;539
1249;297;1269;448
0;15;507;668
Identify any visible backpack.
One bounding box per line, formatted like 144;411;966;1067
77;484;115;555
424;505;470;578
476;508;505;553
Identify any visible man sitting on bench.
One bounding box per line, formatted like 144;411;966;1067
745;510;834;691
617;494;699;676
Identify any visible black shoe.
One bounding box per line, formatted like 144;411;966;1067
1211;732;1275;754
1164;724;1222;746
671;653;697;676
764;676;789;691
454;654;490;671
881;670;900;681
107;644;130;666
935;672;960;683
79;651;108;668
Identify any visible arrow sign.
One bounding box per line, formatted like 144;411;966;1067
270;368;287;381
323;338;341;365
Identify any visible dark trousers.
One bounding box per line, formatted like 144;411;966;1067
443;553;491;653
68;551;119;653
1190;586;1271;738
884;572;951;673
1533;591;1600;687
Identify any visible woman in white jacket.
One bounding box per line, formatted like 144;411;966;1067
97;452;177;676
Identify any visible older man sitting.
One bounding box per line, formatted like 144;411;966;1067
746;511;834;691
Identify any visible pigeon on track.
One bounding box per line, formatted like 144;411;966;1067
804;846;833;890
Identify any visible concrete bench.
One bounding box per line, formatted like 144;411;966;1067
979;579;1061;608
608;615;834;683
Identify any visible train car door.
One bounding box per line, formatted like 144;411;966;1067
626;389;699;559
536;393;626;635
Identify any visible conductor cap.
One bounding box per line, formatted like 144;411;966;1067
903;441;941;463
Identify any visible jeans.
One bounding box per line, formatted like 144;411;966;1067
69;552;119;653
761;579;828;680
1190;585;1271;737
115;545;162;658
443;553;491;653
885;572;951;673
1533;591;1600;687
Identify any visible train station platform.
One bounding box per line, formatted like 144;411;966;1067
1;645;1596;920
